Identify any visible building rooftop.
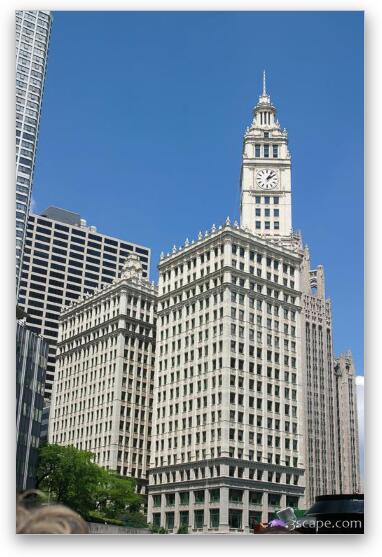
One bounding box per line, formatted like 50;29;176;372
40;206;98;232
159;217;303;265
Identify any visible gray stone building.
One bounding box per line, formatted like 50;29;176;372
300;249;361;506
300;248;340;506
334;353;361;495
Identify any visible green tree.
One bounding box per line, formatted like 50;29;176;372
36;444;142;522
122;511;149;528
149;523;168;534
95;472;142;519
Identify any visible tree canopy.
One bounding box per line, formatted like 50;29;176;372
36;444;144;524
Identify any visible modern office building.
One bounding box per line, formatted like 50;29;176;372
16;321;48;490
49;255;157;489
39;402;51;445
18;206;151;398
16;10;52;293
334;353;361;494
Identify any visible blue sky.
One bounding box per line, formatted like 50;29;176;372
33;11;364;376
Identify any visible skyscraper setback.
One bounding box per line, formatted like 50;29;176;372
16;11;52;293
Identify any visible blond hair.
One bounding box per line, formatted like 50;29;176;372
16;491;89;534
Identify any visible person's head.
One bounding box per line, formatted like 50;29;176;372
16;491;89;534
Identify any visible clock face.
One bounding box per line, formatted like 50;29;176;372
256;169;278;190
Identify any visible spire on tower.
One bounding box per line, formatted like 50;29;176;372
262;70;267;96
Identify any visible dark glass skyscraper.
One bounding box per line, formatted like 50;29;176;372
16;321;48;490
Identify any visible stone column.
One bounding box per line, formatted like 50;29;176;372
174;491;180;531
147;491;153;524
220;486;229;533
243;489;250;533
262;491;269;523
160;493;166;529
189;490;195;530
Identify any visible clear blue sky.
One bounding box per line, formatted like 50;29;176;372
33;11;364;375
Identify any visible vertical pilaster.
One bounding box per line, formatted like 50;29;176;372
220;487;229;533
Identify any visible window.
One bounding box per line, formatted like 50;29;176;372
152;513;161;526
209;488;220;503
229;489;243;503
274;222;280;230
179;491;189;505
269;494;281;507
210;509;219;528
249;491;263;505
286;496;299;508
194;510;204;529
255;208;261;217
273;197;279;204
165;512;174;530
264;144;269;158
179;511;189;527
264;208;270;217
71;228;85;238
255;144;260;157
153;495;161;507
273;144;278;158
166;493;175;506
255;221;261;230
229;509;242;529
194;490;205;503
265;222;270;230
249;511;262;530
274;209;279;217
264;196;270;204
255;196;261;203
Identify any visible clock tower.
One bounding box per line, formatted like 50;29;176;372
240;72;292;238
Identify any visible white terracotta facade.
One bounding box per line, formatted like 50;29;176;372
49;255;157;487
147;223;306;532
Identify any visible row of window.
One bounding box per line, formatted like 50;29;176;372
152;499;298;530
254;143;279;158
28;216;148;251
256;221;280;230
254;195;280;204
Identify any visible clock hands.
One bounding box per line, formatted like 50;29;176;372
257;170;277;189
